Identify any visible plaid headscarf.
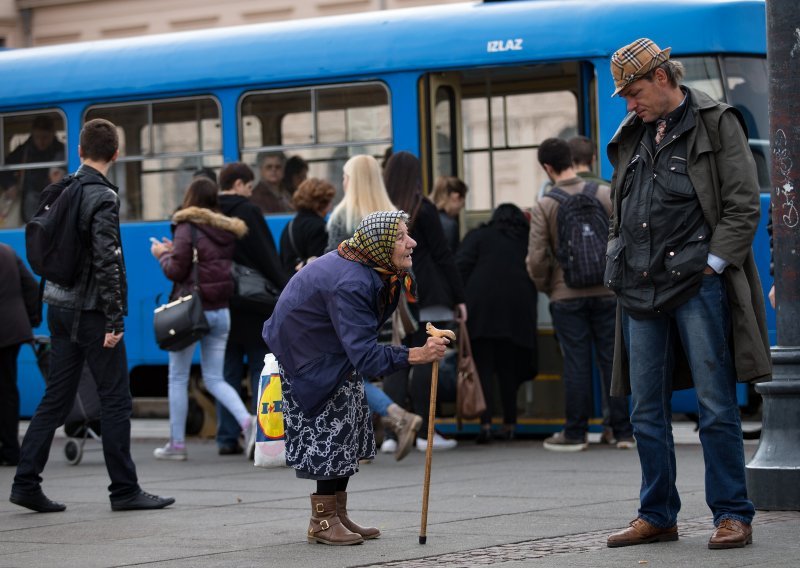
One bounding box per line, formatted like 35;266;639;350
338;210;417;305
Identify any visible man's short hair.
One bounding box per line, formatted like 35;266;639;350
567;136;596;168
537;138;572;174
219;162;254;191
80;119;119;162
643;60;685;89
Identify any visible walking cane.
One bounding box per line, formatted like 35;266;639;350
419;322;456;545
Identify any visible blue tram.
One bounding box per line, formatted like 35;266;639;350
0;0;772;430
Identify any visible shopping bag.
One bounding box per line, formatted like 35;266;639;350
253;353;287;468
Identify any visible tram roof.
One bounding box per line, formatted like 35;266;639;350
0;0;766;108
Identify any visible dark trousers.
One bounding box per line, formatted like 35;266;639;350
0;343;22;464
13;307;140;500
217;339;267;448
472;338;528;426
549;296;632;441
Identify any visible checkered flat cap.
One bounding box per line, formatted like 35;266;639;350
610;38;671;97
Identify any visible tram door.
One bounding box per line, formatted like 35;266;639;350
421;62;602;433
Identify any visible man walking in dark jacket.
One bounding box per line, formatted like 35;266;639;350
10;119;174;513
604;39;770;550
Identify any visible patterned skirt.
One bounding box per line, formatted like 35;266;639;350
281;367;376;480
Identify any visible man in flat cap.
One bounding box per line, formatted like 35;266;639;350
604;38;770;550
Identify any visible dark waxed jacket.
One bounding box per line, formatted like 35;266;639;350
609;90;712;313
607;86;772;394
159;207;247;310
0;243;40;348
43;165;128;333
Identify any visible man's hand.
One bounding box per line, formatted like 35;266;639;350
408;336;449;365
103;331;124;349
769;284;775;309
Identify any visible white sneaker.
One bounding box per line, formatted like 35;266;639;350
153;442;187;461
416;432;457;452
380;438;398;454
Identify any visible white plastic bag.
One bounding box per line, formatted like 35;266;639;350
253;353;287;468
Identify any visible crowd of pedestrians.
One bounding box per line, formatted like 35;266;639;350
2;37;766;553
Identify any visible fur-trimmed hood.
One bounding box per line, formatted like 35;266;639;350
173;206;248;239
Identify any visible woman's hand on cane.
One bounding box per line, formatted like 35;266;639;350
409;336;449;364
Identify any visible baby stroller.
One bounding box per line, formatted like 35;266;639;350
33;336;102;465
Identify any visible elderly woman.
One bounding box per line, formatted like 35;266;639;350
263;210;448;546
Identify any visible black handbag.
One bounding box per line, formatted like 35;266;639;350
230;262;281;312
153;225;210;351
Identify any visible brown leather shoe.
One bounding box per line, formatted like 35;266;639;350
307;494;363;546
336;491;380;539
708;518;752;549
607;518;679;547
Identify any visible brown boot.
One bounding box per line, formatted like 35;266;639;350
708;519;752;549
307;494;364;545
336;491;381;539
382;410;423;461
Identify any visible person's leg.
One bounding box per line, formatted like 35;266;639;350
472;338;496;429
549;299;593;441
200;309;251;428
13;307;85;497
622;309;681;529
81;311;140;500
166;340;195;446
216;339;245;451
672;274;754;526
362;379;391;416
495;342;524;429
0;344;22;465
590;297;633;441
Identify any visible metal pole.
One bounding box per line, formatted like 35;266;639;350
745;0;800;510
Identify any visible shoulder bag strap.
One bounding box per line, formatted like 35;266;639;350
287;218;299;258
190;224;202;300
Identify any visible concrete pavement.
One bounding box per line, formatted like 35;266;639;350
0;421;797;568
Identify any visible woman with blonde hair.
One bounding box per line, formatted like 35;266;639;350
326;154;395;252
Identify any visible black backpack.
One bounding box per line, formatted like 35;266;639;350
545;182;608;288
25;173;87;287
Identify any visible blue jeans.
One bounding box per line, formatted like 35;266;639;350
168;308;250;444
550;296;632;440
363;379;392;417
217;339;267;449
622;274;754;528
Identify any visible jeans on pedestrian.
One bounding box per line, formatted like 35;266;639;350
622;274;754;528
168;308;250;444
13;307;140;500
0;343;22;464
363;378;392;417
217;339;267;449
550;296;632;441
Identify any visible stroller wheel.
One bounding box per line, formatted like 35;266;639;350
64;439;83;465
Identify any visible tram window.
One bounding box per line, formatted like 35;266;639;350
462;89;578;211
85;97;222;221
240;82;391;201
681;57;724;101
0;110;67;228
433;86;456;177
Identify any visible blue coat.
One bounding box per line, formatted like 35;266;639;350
263;250;409;415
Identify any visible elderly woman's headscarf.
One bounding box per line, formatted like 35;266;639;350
338;210;417;304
